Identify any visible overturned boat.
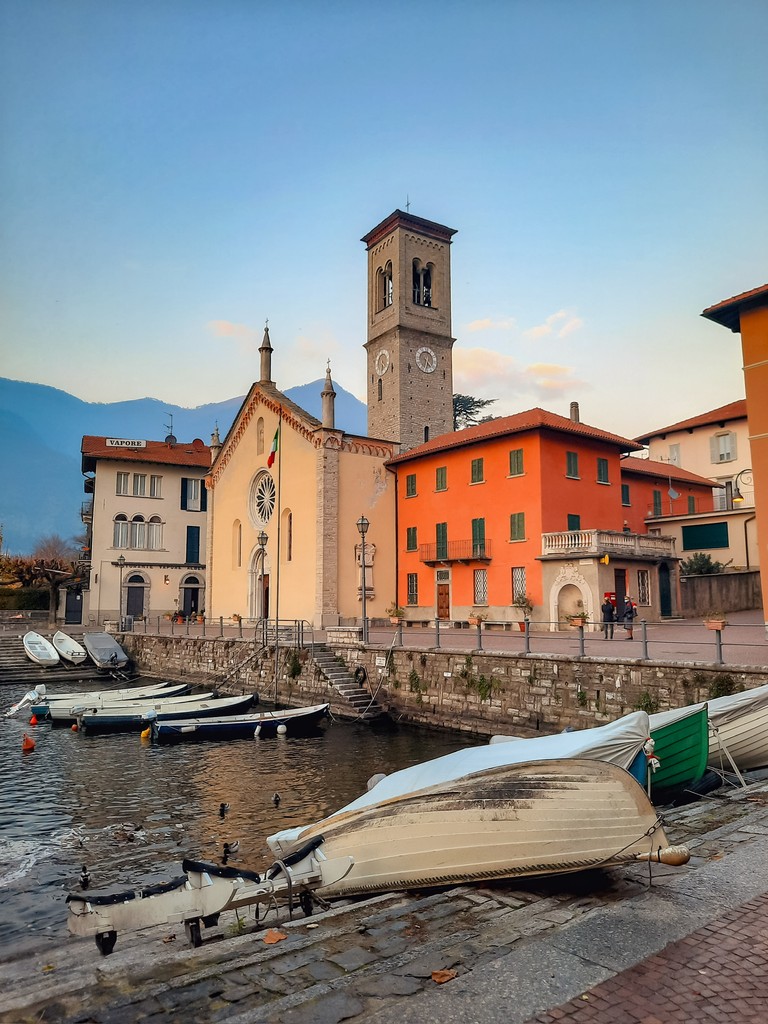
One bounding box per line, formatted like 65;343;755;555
67;757;688;956
706;682;768;773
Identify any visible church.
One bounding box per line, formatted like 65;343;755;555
204;209;459;627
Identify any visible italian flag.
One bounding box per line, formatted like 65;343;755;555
267;427;279;468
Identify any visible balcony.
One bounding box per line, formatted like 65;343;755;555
419;539;493;565
81;500;93;523
541;529;676;560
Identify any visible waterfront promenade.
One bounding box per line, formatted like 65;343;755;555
2;773;768;1023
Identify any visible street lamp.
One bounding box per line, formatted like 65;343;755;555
356;515;370;643
732;468;753;505
115;554;126;626
257;532;268;618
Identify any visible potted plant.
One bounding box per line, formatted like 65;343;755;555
512;594;534;630
386;603;405;625
468;608;487;626
703;611;727;630
231;613;241;624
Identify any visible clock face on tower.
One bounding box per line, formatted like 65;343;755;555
415;346;437;373
375;349;390;376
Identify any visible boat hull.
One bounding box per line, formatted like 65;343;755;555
648;705;709;799
708;705;768;772
82;632;129;670
52;631;87;665
49;690;213;723
152;703;330;742
270;759;672;898
31;683;190;719
78;693;257;733
23;632;60;667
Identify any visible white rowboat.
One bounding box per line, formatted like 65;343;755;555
52;630;88;665
22;631;60;667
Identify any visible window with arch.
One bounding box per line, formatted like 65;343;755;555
257;418;265;455
130;514;146;549
232;519;242;567
249;470;276;526
282;508;293;562
377;262;393;311
113;514;128;548
412;259;433;307
377;377;383;401
147;515;163;550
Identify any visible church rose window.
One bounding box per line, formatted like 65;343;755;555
250;471;276;526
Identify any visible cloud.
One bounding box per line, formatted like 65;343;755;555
524;363;585;394
523;309;584;340
206;320;260;348
453;347;588;407
466;316;517;333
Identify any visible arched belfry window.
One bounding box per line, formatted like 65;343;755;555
257;418;265;455
412;259;433;306
377;262;393;311
377;377;383;402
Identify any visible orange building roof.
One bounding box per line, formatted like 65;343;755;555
634;399;747;443
81;436;211;470
388;408;643;465
701;283;768;333
620;456;722;488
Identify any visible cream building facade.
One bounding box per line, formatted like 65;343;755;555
205;330;396;628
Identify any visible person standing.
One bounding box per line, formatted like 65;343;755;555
622;596;637;639
601;597;615;639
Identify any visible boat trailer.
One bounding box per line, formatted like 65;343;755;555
66;836;351;956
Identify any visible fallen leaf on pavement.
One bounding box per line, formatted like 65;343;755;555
263;929;288;944
162;934;176;944
432;969;457;984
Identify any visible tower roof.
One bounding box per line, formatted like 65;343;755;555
361;210;457;249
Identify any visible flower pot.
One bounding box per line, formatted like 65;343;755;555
390;616;402;625
705;619;726;630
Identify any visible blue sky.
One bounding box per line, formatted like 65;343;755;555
1;0;766;438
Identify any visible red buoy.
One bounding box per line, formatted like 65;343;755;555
29;715;38;726
22;733;36;752
71;724;79;732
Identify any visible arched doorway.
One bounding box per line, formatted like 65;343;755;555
125;573;147;617
180;575;204;618
249;548;270;619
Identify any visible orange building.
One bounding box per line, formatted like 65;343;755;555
702;284;768;628
619;457;718;533
388;404;691;628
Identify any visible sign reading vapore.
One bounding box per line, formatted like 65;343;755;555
106;438;147;448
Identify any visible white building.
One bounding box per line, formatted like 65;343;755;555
80;435;211;625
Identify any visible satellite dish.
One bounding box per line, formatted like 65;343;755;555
668;488;680;500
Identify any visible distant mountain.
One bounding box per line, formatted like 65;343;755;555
0;377;367;554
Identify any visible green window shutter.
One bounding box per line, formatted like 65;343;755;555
510;512;525;541
621;483;630;505
681;522;729;550
435;466;447;490
471;457;484;483
180;477;188;510
597;457;609;483
406;526;417;551
436;522;448;559
652;489;662;516
472;517;486;556
567;513;581;531
566;451;579;478
406;473;416;497
688;495;696;513
509;449;523;475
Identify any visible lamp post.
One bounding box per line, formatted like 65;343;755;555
115;554;126;627
732;468;753;506
356;515;370;643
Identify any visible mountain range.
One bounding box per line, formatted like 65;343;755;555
0;376;367;554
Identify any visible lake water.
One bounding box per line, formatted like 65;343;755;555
0;682;476;957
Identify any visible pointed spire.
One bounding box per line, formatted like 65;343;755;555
321;359;336;429
259;321;273;384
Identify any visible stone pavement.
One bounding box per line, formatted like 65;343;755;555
2;778;768;1024
527;891;768;1023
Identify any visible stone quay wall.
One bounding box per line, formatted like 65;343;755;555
122;633;768;738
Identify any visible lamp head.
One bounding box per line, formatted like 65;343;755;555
116;555;126;567
356;515;370;537
257;531;268;548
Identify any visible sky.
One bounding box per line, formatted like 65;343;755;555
1;0;766;439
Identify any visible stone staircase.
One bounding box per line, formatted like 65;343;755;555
310;643;385;720
0;633;105;690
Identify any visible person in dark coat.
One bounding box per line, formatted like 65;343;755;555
622;596;638;639
601;597;615;639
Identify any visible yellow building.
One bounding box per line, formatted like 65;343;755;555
205;329;396;627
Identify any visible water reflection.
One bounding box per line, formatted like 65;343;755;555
0;694;475;953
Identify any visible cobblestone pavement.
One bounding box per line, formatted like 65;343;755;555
1;778;768;1024
526;891;768;1023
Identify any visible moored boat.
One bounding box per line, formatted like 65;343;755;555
647;703;710;799
706;682;768;773
48;690;213;724
52;630;87;665
82;632;129;670
151;702;330;742
22;631;60;667
77;693;257;734
27;682;190;718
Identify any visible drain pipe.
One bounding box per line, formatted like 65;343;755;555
744;515;756;569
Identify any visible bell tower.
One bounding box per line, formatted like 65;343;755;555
362;210;457;450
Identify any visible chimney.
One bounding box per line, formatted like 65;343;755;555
570;402;580;423
321;362;336;429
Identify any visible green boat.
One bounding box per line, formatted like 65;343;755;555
647;703;710;801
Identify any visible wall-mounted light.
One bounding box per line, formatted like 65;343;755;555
164;574;170;585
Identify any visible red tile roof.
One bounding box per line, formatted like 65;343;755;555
620;456;721;488
387;408;643;465
81;436;211;468
634;399;747;443
701;283;768;332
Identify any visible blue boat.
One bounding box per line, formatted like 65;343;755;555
77;693;257;735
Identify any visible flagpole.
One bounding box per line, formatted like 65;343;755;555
273;412;282;707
